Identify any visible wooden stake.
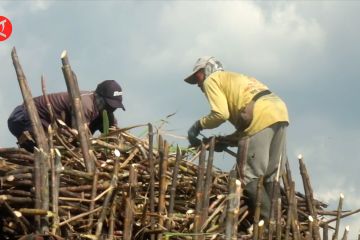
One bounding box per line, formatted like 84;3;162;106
157;139;169;239
194;144;206;238
87;169;98;233
258;220;265;240
298;154;320;240
225;176;241;240
253;176;264;240
124;164;137;240
51;148;61;235
323;222;329;240
341;225;349;240
61;50;95;173
11;47;49;153
95;149;120;238
275;197;282;240
167;146;181;230
201;137;215;227
148;123;156;240
332;193;344;240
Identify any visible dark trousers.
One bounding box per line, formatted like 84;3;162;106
8;105;35;152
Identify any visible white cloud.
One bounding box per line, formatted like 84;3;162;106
0;1;52;19
269;4;324;48
29;0;52;12
144;1;326;86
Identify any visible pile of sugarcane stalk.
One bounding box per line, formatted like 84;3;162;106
0;47;359;239
1;125;359;240
0;124;235;239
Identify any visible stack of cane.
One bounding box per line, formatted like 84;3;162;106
0;126;242;239
1;124;358;240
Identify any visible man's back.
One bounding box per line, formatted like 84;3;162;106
201;71;289;136
33;91;97;128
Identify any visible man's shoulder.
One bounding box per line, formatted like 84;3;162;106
80;91;95;102
206;71;244;84
80;91;93;95
211;71;246;79
33;91;69;102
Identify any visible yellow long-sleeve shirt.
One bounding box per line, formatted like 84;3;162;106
199;71;289;137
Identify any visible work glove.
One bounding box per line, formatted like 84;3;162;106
214;141;228;152
187;120;202;147
214;136;229;152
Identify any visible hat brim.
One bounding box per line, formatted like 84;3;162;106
184;64;206;84
104;98;126;111
184;71;198;84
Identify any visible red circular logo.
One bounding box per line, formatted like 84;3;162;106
0;16;13;42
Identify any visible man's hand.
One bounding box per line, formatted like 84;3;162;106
213;136;229;152
214;141;228;152
201;135;229;152
187;120;202;147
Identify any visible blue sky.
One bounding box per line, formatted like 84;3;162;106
1;1;359;237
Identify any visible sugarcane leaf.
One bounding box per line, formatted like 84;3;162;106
102;109;109;136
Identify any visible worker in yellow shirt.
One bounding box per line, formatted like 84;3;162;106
184;56;289;223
